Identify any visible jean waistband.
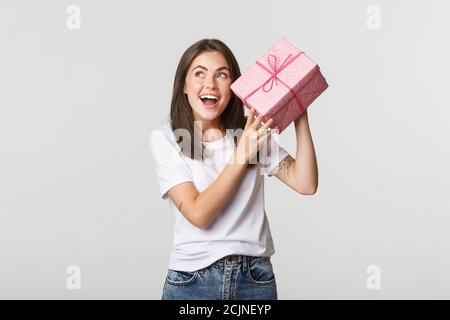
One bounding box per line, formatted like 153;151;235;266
211;255;249;271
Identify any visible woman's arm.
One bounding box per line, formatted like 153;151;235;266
167;157;247;230
274;110;319;195
166;109;273;229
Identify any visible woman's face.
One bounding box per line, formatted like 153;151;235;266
183;51;232;126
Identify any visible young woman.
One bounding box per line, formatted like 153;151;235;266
149;38;318;300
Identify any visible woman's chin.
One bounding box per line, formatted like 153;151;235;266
194;106;223;120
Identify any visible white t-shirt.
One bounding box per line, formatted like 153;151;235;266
149;119;290;272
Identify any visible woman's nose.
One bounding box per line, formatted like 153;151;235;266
204;83;217;90
204;76;217;90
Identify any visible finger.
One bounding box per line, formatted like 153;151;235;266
258;126;269;137
253;113;264;129
258;129;271;145
258;120;273;136
246;108;255;126
261;118;273;130
258;118;273;135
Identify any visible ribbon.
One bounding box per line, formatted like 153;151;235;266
243;52;306;116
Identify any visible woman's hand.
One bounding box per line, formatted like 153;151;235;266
233;108;273;165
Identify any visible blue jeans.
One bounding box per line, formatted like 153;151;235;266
162;255;278;300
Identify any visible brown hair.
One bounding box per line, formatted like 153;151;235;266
170;38;248;161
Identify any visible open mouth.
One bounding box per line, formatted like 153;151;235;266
199;95;220;108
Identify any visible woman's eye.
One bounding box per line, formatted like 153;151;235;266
194;70;228;79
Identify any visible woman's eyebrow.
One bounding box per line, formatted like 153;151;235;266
193;65;230;72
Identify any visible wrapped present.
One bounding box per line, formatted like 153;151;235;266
230;37;328;133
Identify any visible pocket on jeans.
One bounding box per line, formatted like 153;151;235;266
247;257;276;285
165;269;197;286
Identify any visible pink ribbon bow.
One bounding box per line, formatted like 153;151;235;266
243;52;305;115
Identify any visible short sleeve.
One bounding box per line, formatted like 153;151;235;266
259;133;290;177
149;129;193;199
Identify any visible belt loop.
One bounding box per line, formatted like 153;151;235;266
243;255;248;272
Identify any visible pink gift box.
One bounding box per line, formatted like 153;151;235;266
230;37;328;133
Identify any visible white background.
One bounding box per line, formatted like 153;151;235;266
0;0;449;299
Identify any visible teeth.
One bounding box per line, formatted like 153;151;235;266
200;95;218;100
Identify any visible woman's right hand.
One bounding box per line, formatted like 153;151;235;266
234;108;273;165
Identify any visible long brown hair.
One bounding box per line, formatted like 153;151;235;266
170;38;247;161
